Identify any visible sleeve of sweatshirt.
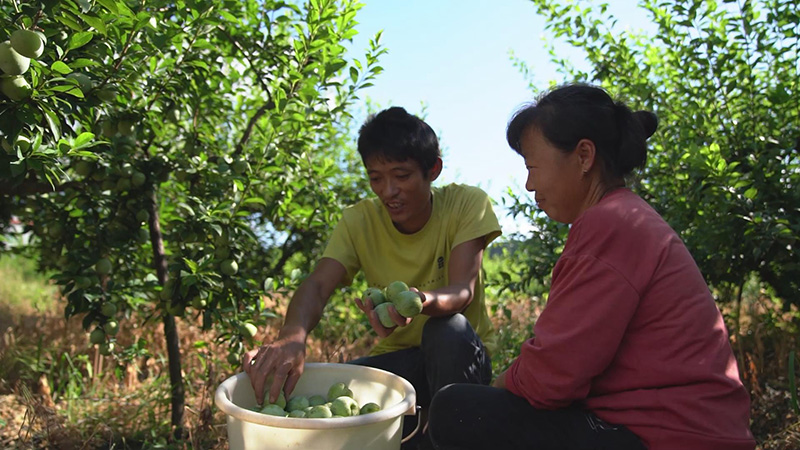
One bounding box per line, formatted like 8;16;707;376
504;253;641;409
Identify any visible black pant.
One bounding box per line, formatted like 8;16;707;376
428;384;647;450
349;314;492;449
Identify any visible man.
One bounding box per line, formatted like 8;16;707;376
244;107;501;447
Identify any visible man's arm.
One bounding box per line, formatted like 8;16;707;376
420;236;486;316
244;257;347;405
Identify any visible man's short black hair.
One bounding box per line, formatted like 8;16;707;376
357;107;441;173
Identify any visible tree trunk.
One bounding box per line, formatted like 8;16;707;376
148;188;185;439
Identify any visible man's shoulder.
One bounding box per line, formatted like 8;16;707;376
340;196;382;222
435;183;491;201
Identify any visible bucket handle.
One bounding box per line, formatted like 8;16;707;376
400;406;423;445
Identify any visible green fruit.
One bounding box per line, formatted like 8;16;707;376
103;319;119;336
165;107;180;122
307;405;332;419
75;276;92;289
1;137;11;154
308;395;327;407
117;120;135;136
227;352;239;365
392;290;423;318
96;86;116;102
101;120;116;137
191;296;207;309
359;402;381;415
137;228;149;243
374;302;395;328
95;258;112;275
98;341;115;356
0;75;32;101
327;382;353;402
231;160;248;174
214;234;229;247
214;246;230;260
48;223;64;239
260;404;287;417
166;301;184;317
286;395;310;412
15;135;32;153
276;391;287;409
10;30;44;59
0;41;30;75
34;31;47;46
330;396;360;417
362;287;386;306
116;177;131;191
241;322;258;338
100;302;117;317
287;409;306;418
385;280;409;303
101;179;115;191
66;72;93;93
74;161;93;177
220;259;238;276
136;209;150;223
89;327;105;345
131;171;146;187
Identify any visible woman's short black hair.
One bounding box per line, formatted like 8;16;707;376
506;83;658;179
357;107;441;174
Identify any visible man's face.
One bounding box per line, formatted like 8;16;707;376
364;156;438;234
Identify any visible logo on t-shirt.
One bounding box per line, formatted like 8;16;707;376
437;256;444;269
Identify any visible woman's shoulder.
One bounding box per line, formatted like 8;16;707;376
571;189;673;246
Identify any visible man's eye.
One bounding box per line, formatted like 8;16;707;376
397;174;410;180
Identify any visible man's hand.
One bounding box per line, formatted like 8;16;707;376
243;334;306;406
355;296;411;338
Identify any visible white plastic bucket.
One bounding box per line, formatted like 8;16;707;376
215;362;418;450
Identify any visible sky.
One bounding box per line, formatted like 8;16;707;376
344;0;653;235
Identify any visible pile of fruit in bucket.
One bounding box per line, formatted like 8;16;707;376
253;381;381;419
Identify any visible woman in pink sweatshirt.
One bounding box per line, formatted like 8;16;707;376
426;84;756;450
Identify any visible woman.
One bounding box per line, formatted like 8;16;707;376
426;84;755;450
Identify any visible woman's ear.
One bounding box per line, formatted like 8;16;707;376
575;139;597;174
427;157;443;181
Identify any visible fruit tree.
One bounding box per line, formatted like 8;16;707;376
0;0;382;438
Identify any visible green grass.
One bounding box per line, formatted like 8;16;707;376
0;253;58;311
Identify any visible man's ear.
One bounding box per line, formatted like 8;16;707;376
575;139;597;173
427;157;443;181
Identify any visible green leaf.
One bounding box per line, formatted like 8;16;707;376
67;32;94;51
73;132;95;148
95;0;119;14
80;14;107;35
51;61;73;74
242;197;267;206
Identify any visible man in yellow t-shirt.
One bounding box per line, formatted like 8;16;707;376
244;107;501;448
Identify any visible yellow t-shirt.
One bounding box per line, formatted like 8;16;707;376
321;183;502;356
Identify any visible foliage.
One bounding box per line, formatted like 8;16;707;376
0;0;382;436
0;252;56;310
509;0;799;311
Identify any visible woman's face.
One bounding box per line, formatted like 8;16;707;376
518;126;588;224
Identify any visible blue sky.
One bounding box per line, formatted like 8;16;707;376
345;0;652;234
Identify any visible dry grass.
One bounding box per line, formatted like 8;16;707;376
0;291;797;449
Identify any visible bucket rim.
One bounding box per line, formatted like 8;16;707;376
214;362;417;429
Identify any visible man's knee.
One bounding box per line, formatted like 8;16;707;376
422;313;472;345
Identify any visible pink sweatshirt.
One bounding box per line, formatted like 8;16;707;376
505;188;755;450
